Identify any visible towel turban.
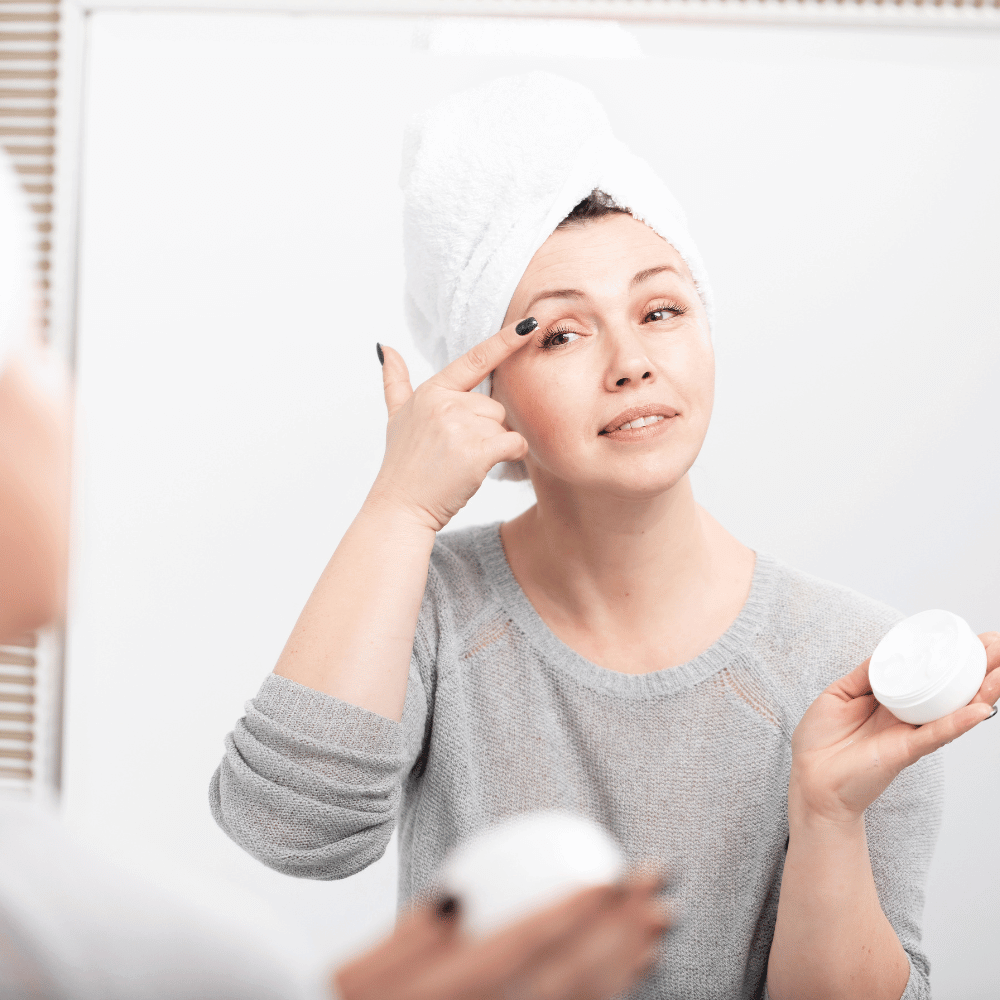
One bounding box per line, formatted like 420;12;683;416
400;71;712;481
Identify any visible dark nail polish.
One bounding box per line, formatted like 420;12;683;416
435;895;459;920
376;343;384;366
516;317;537;336
987;705;997;720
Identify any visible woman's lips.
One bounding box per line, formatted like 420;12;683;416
599;404;679;440
599;415;675;442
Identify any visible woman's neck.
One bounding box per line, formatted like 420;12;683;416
500;474;755;674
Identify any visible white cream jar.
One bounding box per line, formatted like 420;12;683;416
439;811;624;937
869;609;986;725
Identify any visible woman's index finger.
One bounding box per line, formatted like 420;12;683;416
430;317;537;392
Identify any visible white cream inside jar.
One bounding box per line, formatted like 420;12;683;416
869;610;986;725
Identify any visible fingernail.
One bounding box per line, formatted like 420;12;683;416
376;342;384;366
435;895;459;920
515;317;537;336
986;705;997;720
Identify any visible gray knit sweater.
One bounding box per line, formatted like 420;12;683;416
211;523;942;1000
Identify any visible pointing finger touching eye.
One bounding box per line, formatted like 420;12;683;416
431;318;537;394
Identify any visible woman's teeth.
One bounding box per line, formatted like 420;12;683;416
614;414;666;432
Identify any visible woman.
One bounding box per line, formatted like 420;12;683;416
211;73;1000;1000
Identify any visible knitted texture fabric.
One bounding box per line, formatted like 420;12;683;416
211;524;942;1000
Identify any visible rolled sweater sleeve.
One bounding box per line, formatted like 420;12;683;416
761;575;943;1000
209;663;430;880
864;748;943;1000
761;751;942;1000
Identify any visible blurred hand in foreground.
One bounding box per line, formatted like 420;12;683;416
334;876;670;1000
0;337;72;641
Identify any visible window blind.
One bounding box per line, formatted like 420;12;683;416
1;0;61;799
299;0;1000;20
1;0;57;326
0;630;60;796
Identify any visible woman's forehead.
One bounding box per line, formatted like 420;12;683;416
519;214;693;294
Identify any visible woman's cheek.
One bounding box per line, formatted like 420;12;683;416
506;371;584;464
660;336;714;412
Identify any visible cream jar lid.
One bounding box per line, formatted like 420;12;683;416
870;610;981;708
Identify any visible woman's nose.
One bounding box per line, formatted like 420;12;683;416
603;329;654;391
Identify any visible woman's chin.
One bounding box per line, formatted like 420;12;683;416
601;467;688;501
532;453;694;500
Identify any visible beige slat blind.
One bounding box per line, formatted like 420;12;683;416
744;0;1000;8
1;0;57;334
710;0;1000;7
0;628;60;795
0;634;37;786
0;0;60;798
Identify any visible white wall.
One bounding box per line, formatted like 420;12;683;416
64;12;1000;995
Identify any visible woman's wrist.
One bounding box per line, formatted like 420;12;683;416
787;768;865;836
363;479;446;538
787;798;866;848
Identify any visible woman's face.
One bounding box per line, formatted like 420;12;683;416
493;213;714;499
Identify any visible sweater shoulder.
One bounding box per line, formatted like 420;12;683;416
427;522;499;609
752;554;905;715
414;522;506;667
760;555;905;647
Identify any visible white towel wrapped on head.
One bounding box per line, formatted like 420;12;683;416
400;71;712;481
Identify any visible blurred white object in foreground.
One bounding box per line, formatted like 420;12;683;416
870;610;987;726
440;812;625;937
0;801;315;1000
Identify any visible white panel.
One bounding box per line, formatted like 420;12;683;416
66;11;1000;992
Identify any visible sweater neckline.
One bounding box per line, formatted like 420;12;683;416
476;522;778;698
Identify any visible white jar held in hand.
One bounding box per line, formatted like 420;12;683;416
869;610;987;725
439;812;625;937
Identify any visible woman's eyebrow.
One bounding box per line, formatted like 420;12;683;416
631;264;681;288
524;264;680;312
524;288;585;312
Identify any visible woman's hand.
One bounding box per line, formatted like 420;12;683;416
770;634;999;1000
372;321;534;533
789;631;1000;826
333;876;670;1000
272;321;534;716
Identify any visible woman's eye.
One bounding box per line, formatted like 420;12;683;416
644;306;680;323
541;329;580;349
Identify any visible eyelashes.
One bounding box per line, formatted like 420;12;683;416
643;300;687;323
539;325;578;349
538;300;687;350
